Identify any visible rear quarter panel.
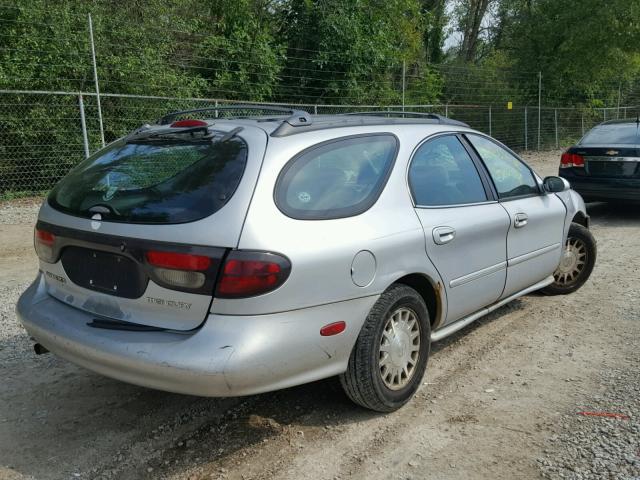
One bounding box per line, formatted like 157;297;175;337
211;125;450;325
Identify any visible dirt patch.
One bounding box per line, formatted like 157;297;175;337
0;150;638;480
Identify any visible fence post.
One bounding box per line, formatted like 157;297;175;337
554;109;558;149
488;106;492;136
88;14;105;148
214;99;219;118
401;60;405;112
525;106;528;151
445;104;449;118
78;94;90;158
537;72;542;151
581;113;584;136
603;109;606;121
314;105;318;115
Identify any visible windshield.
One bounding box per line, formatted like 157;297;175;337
581;123;640;145
49;134;248;224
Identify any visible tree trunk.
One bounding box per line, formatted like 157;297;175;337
421;0;446;63
460;0;491;62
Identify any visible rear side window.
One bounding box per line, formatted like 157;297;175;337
467;134;539;199
409;135;488;206
49;135;248;224
581;124;640;144
275;134;398;219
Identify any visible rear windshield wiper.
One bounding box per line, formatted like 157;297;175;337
125;125;210;143
127;126;245;146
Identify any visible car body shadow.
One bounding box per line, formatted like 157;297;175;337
587;201;640;227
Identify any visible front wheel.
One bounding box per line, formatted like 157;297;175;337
542;222;596;295
340;284;431;412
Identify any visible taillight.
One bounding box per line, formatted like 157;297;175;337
560;152;584;168
34;228;57;263
146;250;211;289
216;251;291;298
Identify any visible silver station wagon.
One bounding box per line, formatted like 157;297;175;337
17;107;597;412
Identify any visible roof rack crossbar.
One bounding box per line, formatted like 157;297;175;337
339;111;448;121
158;105;312;125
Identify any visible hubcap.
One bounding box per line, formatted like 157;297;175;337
554;236;587;285
378;308;420;390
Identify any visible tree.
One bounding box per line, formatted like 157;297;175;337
456;0;492;62
277;0;442;105
421;0;447;63
192;0;285;101
503;0;640;106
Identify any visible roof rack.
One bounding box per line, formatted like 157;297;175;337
157;105;312;127
340;111;449;122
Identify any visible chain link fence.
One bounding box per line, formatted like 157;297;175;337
3;7;640;197
1;88;638;196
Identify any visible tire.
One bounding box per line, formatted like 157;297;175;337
541;222;596;295
340;284;431;412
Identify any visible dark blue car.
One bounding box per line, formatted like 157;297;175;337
560;119;640;203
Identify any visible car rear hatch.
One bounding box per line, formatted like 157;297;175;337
568;122;640;179
569;146;640;179
36;122;267;331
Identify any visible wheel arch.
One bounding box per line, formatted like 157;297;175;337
391;273;445;329
571;210;589;228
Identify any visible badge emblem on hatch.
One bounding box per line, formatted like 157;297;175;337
606;150;619;156
91;213;102;230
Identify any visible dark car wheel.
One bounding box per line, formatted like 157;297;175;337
340;284;431;412
542;222;596;295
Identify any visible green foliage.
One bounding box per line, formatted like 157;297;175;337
421;0;447;63
3;0;640;195
539;0;640;104
277;0;441;104
190;0;285;101
467;0;640;107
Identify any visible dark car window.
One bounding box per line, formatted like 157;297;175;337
581;123;640;144
467;134;539;199
409;135;487;206
49;134;248;224
275;134;398;219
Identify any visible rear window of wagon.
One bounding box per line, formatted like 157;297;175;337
49;134;248;224
274;134;399;220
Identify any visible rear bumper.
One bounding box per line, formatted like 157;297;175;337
17;273;377;396
561;172;640;202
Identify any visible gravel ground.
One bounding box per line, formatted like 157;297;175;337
0;150;639;480
0;197;41;225
539;363;640;480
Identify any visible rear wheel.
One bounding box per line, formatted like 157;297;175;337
542;222;596;295
340;284;430;412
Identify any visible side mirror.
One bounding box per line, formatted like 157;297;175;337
543;176;570;193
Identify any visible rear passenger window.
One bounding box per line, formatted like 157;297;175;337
408;135;488;206
275;134;398;219
467;134;539;199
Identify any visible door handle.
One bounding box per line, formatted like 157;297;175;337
514;213;528;228
433;226;456;245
